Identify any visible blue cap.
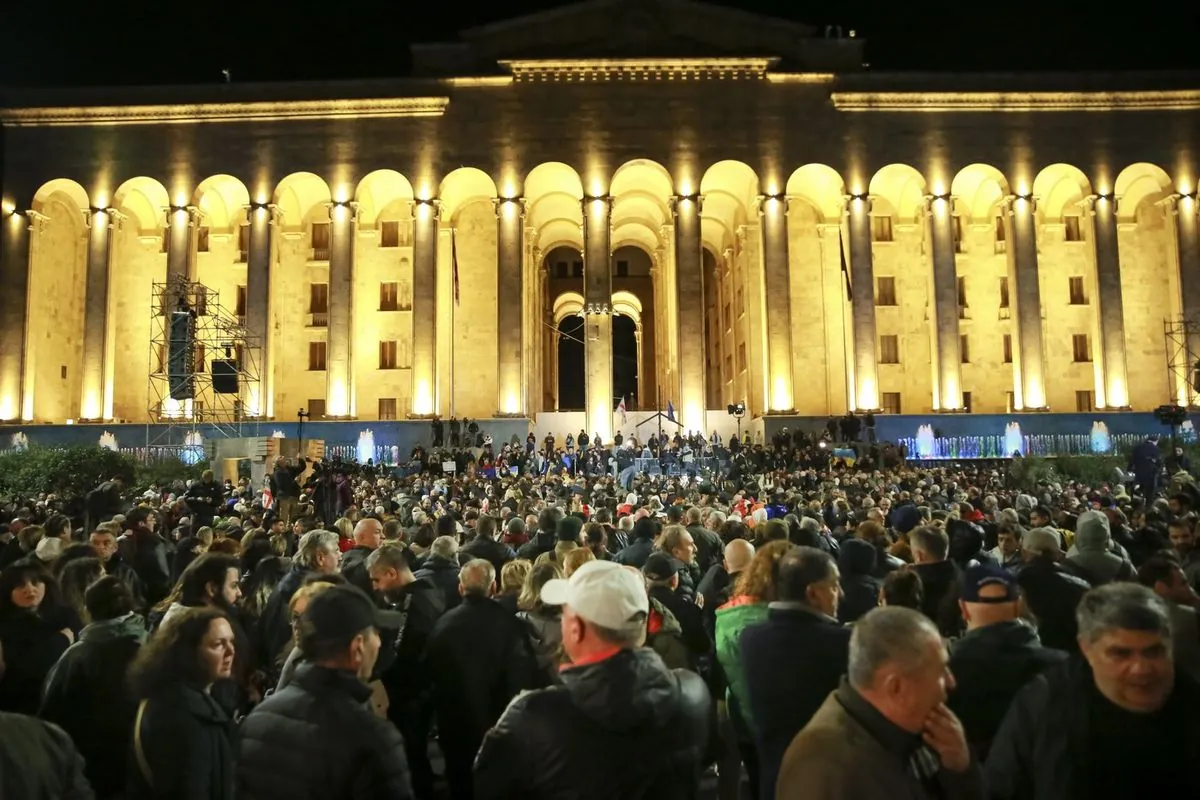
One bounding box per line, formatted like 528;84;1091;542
961;563;1018;603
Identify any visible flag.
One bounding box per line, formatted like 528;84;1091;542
451;227;460;306
666;400;676;423
617;396;627;425
839;229;853;301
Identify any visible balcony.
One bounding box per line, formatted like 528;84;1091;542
307;312;328;328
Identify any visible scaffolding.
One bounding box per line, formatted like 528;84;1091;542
146;274;262;457
1163;316;1200;407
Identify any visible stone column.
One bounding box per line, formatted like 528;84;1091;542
845;196;879;410
411;199;439;416
925;195;962;410
326;201;356;417
1085;195;1129;408
80;207;115;420
1171;194;1200;322
165;205;192;280
583;195;613;440
0;208;31;420
496;197;525;416
244;203;274;417
1003;195;1047;409
673;194;706;429
758;195;795;412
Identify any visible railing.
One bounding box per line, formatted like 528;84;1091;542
307;312;328;328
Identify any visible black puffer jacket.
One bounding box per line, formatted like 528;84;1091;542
237;663;413;799
474;647;711;799
0;711;92;800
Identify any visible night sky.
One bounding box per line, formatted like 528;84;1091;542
1;1;1198;88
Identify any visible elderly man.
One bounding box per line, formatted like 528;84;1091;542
776;606;980;800
986;583;1200;798
473;560;711;799
257;529;340;666
340;518;383;595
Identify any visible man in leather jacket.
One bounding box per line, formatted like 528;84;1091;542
474;560;712;799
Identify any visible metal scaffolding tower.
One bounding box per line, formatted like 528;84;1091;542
145;274;262;456
1164;316;1200;407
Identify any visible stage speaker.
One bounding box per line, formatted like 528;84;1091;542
211;359;239;394
167;310;195;400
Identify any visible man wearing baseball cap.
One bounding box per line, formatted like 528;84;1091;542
474;560;712;798
236;584;414;798
948;563;1066;757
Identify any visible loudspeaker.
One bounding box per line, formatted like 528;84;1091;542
211;359;239;394
167;310;195;400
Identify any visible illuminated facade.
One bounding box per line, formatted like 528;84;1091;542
3;0;1200;442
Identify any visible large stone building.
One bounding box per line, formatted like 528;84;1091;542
2;0;1198;443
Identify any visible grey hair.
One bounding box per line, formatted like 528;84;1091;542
459;558;496;596
798;516;822;535
848;606;942;691
365;541;410;573
909;526;949;561
1023;527;1061;555
430;535;459;560
1076;583;1172;646
294;530;339;568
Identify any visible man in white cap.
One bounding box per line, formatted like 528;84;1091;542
473;560;712;799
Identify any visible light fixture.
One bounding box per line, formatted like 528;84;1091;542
727;402;746;419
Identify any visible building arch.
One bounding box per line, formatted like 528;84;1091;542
611;288;643;323
31;179;89;217
1033;164;1093;221
192;175;250;232
786;164;846;222
273;172;332;232
1115;163;1173;223
950;164;1011;223
355;169;414;228
112;177;170;233
553;290;585;325
439;167;498;222
611;159;674;203
869;164;928;222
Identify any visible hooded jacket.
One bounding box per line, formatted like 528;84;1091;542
1067;511;1134;584
473;647;711;799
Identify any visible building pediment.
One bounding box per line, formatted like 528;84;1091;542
411;0;863;76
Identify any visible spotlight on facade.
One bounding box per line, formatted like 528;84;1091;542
727;402;746;418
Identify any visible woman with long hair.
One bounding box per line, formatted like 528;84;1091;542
516;561;564;676
127;606;236;800
0;562;75;713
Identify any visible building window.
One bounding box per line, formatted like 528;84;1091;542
237;223;249;263
308;398;326;419
952;215;964;253
195;343;206;369
1068;276;1087;305
725;354;733;378
1075;390;1094;412
1002;334;1013;364
310;221;330;260
879;335;900;364
379;340;397;370
195;286;208;316
871;215;894;243
875;276;897;306
723;303;731;330
1005;391;1016;413
235;285;247;320
957;276;968;308
308;341;327;371
962;391;973;413
555;261;568;278
960;335;970;364
616;259;629;277
1072;334;1092;363
160;228;170;253
737;343;747;373
572;261;583;278
380;282;398;311
999;277;1010;308
881;392;902;414
309;283;329;327
994;215;1006;244
380;220;400;248
234;344;244;367
196;226;210;253
1064;216;1083;242
379;398;398;420
736;288;744;316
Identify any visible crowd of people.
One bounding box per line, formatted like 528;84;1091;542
1;425;1198;799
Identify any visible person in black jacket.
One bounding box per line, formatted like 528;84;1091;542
460;514;516;577
427;559;539;800
0;711;93;799
118;507;173;607
237;584;413;799
126;606;237;800
271;456;305;526
474;560;712;799
40;577;146;799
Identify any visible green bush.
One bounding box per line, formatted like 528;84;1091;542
0;446;135;501
132;458;208;492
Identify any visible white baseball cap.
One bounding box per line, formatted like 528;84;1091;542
540;560;649;631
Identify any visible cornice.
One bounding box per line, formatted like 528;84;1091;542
831;89;1200;112
498;57;778;82
0;96;450;127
